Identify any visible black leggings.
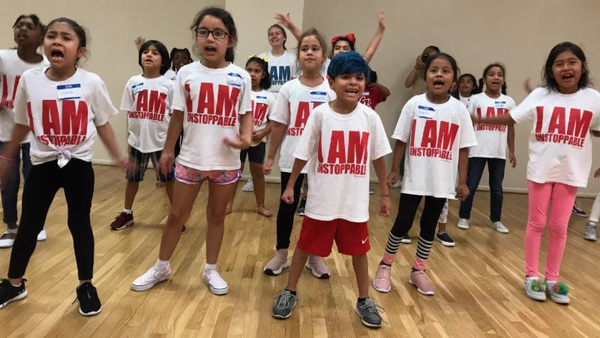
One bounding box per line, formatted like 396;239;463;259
8;159;95;280
390;193;446;242
276;171;305;249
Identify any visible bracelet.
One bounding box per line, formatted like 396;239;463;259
0;155;15;162
380;194;389;197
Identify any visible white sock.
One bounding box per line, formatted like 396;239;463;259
156;259;170;270
205;263;217;271
6;228;18;234
123;209;133;214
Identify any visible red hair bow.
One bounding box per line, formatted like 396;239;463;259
331;33;356;45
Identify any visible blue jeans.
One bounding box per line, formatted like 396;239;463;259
0;142;32;225
459;157;505;222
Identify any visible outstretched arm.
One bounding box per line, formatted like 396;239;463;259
275;13;302;41
362;10;386;62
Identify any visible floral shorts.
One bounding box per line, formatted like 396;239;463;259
175;163;241;185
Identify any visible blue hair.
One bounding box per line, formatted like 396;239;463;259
327;51;370;80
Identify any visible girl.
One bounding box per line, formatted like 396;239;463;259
226;56;274;217
473;42;600;304
131;7;253;296
164;47;193;81
262;29;335;278
373;53;477;295
404;45;441;94
0;17;127;315
109;40;176;231
271;51;391;329
453;73;478;106
0;14;49;248
457;64;516;233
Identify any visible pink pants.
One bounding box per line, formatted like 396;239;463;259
525;180;577;281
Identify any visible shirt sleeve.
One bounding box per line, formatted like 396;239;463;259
13;74;29;126
293;109;320;161
391;98;416;142
370;112;392;160
171;68;188;112
589;90;600;132
510;88;542;124
119;78;134;111
91;75;119;127
270;84;290;125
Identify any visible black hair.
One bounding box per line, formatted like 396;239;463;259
13;14;45;31
190;7;237;63
296;28;327;61
268;24;287;50
422;52;459;83
368;69;378;84
331;37;356;55
246;57;271;90
452;73;478;99
46;18;87;64
543;41;590;92
169;47;192;71
478;63;507;95
138;40;170;75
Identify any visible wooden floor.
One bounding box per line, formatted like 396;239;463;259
1;165;599;337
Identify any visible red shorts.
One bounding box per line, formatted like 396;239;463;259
297;216;370;257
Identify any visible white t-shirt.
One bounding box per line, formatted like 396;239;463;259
468;92;516;159
393;94;477;198
510;87;600;187
251;89;275;134
171;61;252;171
120;75;173;152
257;50;297;93
270;78;335;173
294;103;391;222
295;58;330;79
459;95;471;106
13;67;118;166
164;69;177;81
0;49;49;142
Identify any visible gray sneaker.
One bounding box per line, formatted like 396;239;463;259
355;298;383;328
584;222;597;241
545;281;570;305
272;289;296;319
524;277;546;301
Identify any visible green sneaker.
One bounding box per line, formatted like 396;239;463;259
524;277;546;301
272;289;296;319
355;298;383;328
545;281;570;304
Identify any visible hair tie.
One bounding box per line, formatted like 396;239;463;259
248;54;269;63
331;33;356;45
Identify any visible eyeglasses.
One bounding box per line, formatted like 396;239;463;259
195;28;229;40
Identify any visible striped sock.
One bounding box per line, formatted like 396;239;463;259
382;233;404;265
414;236;434;270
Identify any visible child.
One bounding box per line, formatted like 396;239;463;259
373;53;477;295
131;7;253;296
0;17;127;315
271;51;391;328
262;28;335;278
453;73;479;106
359;70;390;110
0;14;49;248
226;56;274;217
164;47;193;81
473;42;600;304
109;40;176;231
404;45;441;94
456;64;516;233
584;173;600;241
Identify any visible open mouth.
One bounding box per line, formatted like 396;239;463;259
561;73;574;80
433;79;445;89
50;49;64;60
205;46;217;53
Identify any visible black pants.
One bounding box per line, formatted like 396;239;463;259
276;171;305;249
390;193;446;242
8;159;95;280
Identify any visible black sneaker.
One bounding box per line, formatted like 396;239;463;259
76;282;102;316
436;232;455;247
0;278;27;309
355;298;383;328
296;197;307;216
572;202;588;218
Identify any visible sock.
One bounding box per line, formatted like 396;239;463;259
384;233;403;256
285;288;296;295
123;209;132;214
381;252;396;266
156;259;170;270
6;228;18;234
10;281;22;287
437;231;446;235
357;297;367;303
205;263;217;271
413;257;427;271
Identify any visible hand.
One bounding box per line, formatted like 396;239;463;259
263;157;274;175
223;134;250;149
595;167;600;178
158;151;175;176
275;13;292;28
522;77;533;94
456;184;470;201
387;171;399;187
121;156;134;171
378;195;390;216
252;131;263;142
377;10;386;30
415;55;425;70
134;36;146;50
509;153;517;168
281;186;294;204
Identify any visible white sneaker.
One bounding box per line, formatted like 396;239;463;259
457;218;469;230
0;230;17;248
37;229;47;241
131;263;171;291
242;179;254;192
391;180;402;189
203;269;228;295
492;221;509;234
305;255;330;279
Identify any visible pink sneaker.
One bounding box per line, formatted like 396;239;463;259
408;270;435;295
372;264;392;293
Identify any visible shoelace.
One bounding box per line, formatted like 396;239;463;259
275;292;294;309
359;301;388;325
72;284;92;305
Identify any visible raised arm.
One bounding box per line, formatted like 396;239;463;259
275;13;302;41
362;10;386;62
404;55;425;88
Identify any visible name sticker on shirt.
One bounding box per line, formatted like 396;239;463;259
227;72;243;88
57;84;82;100
255;95;268;104
310;91;327;103
494;101;507;109
417;105;435;119
361;91;370;97
132;82;144;95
